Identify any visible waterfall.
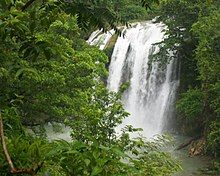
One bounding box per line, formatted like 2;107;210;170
88;21;179;138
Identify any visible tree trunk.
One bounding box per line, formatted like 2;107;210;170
0;112;43;175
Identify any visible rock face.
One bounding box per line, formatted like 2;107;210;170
189;138;206;157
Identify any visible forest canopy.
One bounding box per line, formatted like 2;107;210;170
0;0;180;175
0;0;219;175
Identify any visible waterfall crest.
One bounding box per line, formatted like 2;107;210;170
89;21;179;138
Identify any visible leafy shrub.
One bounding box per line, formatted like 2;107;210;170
206;121;220;157
177;88;204;120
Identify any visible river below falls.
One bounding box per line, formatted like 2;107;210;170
168;135;212;176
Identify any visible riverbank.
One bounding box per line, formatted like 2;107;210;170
168;135;214;176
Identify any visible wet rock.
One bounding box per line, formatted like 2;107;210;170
189;138;206;157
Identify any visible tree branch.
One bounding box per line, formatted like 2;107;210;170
175;137;200;150
0;112;16;173
0;112;43;175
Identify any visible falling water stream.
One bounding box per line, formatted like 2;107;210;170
89;22;179;138
88;21;211;175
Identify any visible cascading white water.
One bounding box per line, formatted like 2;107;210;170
87;29;115;50
88;21;179;138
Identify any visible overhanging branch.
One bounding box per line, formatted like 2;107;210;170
0;112;43;175
0;112;16;173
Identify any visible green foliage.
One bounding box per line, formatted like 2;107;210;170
0;0;108;126
211;160;220;174
177;89;204;120
67;84;128;144
192;8;220;84
0;86;181;175
56;0;123;32
156;0;220;158
0;135;51;176
109;0;154;22
49;130;180;176
53;84;180;175
176;88;205;134
0;84;181;175
0;0;180;175
119;4;149;22
206;121;220;157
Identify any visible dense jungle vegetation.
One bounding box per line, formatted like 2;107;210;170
155;0;220;167
154;0;220;173
0;0;219;175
